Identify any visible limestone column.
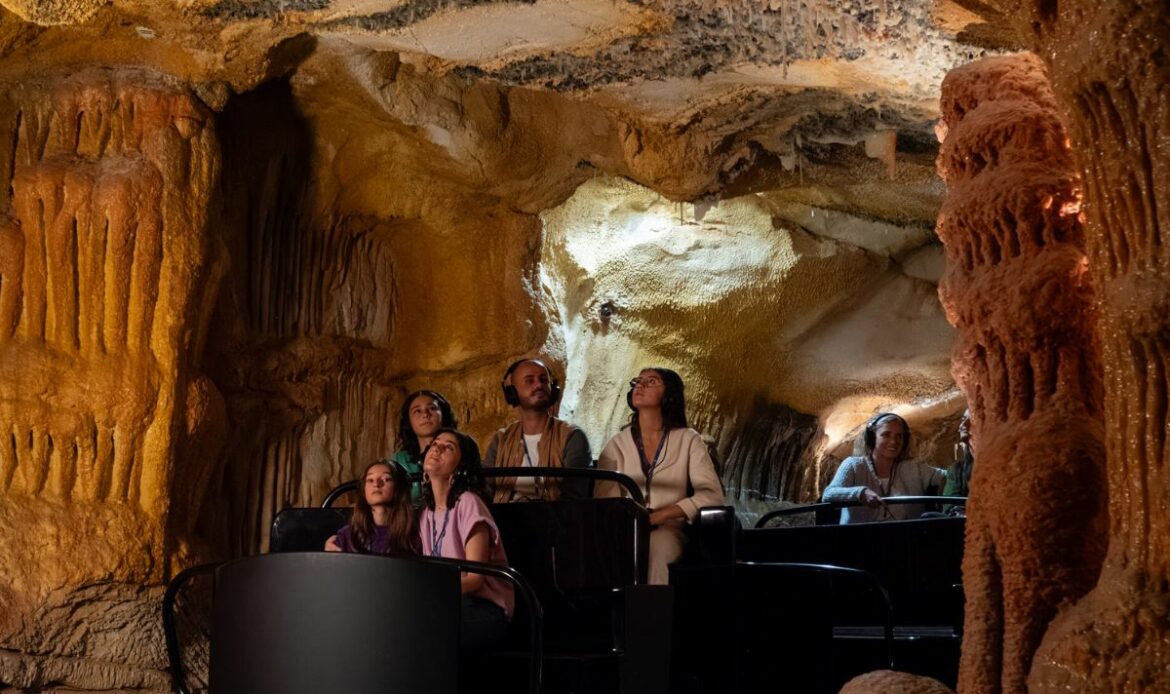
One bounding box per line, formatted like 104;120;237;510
988;1;1170;690
935;54;1108;694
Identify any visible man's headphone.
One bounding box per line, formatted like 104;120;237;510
863;413;912;456
501;358;561;407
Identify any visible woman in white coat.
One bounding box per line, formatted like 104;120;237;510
595;367;725;585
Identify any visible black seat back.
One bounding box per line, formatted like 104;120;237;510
489;497;648;591
739;516;965;626
210;553;460;694
269;508;349;553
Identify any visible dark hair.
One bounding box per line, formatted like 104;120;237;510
396;390;458;456
627;367;688;431
348;460;419;556
863;413;912;462
421;428;488;510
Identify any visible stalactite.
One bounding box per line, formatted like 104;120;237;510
935;53;1107;694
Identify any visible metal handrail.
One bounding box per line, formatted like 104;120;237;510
754;495;968;528
739;561;897;669
418;556;544;694
323;467;646;508
162;562;220;694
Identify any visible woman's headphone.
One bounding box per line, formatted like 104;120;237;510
863;413;912;457
626;371;674;411
501;358;561;407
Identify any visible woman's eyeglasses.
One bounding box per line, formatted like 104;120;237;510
630;377;664;389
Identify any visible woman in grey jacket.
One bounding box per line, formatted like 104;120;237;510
823;413;945;524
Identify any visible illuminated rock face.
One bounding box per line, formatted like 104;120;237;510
935;53;1108;693
541;176;957;503
0;69;223;690
993;1;1170;691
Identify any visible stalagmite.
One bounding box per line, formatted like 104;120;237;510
987;1;1170;690
936;53;1107;694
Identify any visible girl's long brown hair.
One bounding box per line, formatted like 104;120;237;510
349;461;419;556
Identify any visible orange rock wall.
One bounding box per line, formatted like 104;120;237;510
936;54;1107;693
0;68;224;690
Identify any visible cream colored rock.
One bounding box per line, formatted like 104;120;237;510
542;176;958;501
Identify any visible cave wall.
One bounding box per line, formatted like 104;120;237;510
540;175;959;507
0;67;222;691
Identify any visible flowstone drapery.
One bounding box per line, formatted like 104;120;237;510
0;69;225;689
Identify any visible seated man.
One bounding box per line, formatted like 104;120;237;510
484;357;592;502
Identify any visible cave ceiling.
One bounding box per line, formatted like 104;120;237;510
0;0;1014;218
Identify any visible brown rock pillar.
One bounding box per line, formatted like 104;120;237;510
995;1;1170;690
0;69;224;689
935;54;1108;693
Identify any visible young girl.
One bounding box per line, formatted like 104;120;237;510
391;390;458;501
420;428;514;649
324;460;419;556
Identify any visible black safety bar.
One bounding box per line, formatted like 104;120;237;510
323;467;646;508
420;556;544;694
739;561;897;670
754;496;968;528
162;562;218;694
161;556;544;694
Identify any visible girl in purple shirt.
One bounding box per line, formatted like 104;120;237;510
420;428;514;650
325;460;419;556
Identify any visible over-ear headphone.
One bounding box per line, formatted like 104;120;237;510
626;371;674;412
501;358;561;407
864;413;911;456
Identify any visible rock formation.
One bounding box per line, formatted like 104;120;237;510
935;53;1107;693
980;1;1170;690
0;68;224;690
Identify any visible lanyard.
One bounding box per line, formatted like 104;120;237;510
515;437;543;500
429;508;451;557
867;457;898;497
633;424;668;507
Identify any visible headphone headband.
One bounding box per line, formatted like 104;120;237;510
501;358;561;407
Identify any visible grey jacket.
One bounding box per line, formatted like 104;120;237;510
822;456;945;524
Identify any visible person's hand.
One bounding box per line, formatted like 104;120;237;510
324;535;342;552
648;505;685;527
860;488;886;509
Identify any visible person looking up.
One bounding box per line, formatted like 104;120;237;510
484;358;591;502
822;413;945;524
390;390;458;502
595;367;724;585
324;460;419;556
420;428;514;650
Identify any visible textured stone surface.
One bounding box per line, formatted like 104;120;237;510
990;1;1170;691
0;69;223;691
840;669;955;694
935;53;1107;694
541;175;957;503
